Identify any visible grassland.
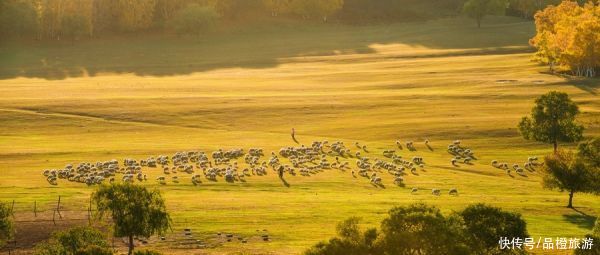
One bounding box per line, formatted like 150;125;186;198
0;16;599;254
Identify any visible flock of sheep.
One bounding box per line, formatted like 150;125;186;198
41;137;537;196
490;156;542;176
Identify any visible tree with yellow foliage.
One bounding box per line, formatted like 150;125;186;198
530;1;600;77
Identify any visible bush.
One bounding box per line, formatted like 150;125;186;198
306;203;532;255
133;250;162;255
379;203;470;255
0;202;13;248
34;226;110;255
170;4;219;36
304;217;379;255
75;245;113;255
460;203;528;254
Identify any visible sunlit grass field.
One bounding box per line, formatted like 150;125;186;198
0;16;599;254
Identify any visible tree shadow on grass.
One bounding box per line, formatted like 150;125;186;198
279;177;290;187
563;208;597;230
544;76;599;95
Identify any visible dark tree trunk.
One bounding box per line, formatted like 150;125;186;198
477;18;481;28
128;235;134;255
553;141;558;154
567;190;574;208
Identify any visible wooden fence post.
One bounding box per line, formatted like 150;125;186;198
88;198;92;224
56;195;62;219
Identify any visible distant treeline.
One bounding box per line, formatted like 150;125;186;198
0;0;575;40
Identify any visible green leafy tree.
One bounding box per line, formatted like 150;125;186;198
171;4;219;36
34;226;109;255
542;150;599;208
74;245;113;255
378;203;470;255
304;217;380;255
0;202;13;248
305;203;535;255
575;218;600;255
463;0;508;28
578;137;600;168
93;184;171;255
518;91;584;153
460;203;528;254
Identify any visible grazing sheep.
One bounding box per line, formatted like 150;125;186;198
393;176;404;185
448;188;458;196
432;189;441;196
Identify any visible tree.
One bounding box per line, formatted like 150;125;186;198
460;203;529;254
578;137;600;168
530;1;600;77
305;203;534;255
378;203;470;255
0;0;39;39
263;0;291;17
34;226;110;255
61;14;92;41
304;217;380;255
508;0;560;19
542;150;599;208
574;218;600;255
170;4;219;36
215;0;266;20
463;0;508;28
289;0;344;22
93;183;171;255
0;202;13;248
518;91;584;153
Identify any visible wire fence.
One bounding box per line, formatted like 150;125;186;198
1;196;105;254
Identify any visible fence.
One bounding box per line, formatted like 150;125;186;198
2;196;104;254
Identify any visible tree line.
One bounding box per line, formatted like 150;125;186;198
0;0;580;41
0;0;455;40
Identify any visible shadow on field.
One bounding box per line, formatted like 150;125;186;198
563;208;597;230
279;177;290;187
544;76;599;95
0;17;534;80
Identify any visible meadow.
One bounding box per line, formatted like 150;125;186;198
0;16;599;254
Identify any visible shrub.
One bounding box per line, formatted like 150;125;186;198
304;217;379;255
379;203;470;255
460;203;528;254
75;245;113;255
306;203;533;255
34;226;110;255
133;250;162;255
0;202;13;248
